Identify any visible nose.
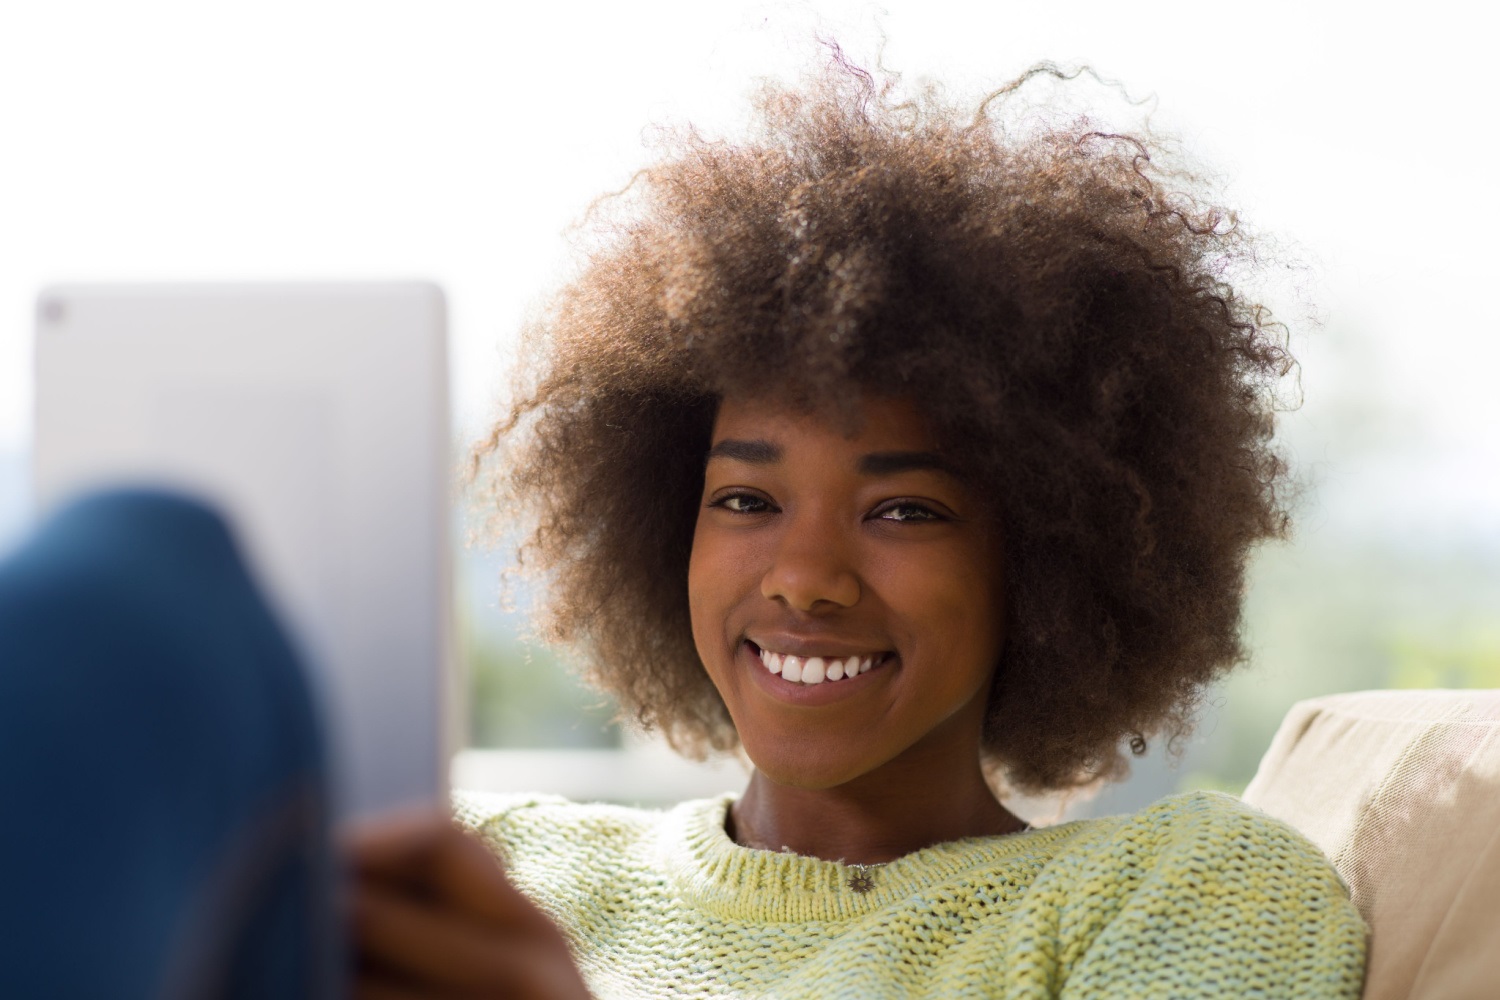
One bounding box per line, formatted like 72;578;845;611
759;510;861;612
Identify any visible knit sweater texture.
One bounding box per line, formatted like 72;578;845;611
454;789;1367;999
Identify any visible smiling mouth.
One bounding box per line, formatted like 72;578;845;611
747;641;892;685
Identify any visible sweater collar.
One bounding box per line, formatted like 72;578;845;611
658;793;1079;922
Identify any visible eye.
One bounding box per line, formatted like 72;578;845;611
875;501;943;523
707;491;775;515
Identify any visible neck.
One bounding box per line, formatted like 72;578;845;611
728;754;1025;865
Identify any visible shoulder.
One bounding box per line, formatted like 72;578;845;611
450;790;729;939
451;790;569;849
1050;791;1367;998
450;785;651;839
451;789;728;869
1120;790;1347;879
1073;790;1357;906
1111;788;1330;852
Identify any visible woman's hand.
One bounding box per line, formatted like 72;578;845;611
345;810;591;999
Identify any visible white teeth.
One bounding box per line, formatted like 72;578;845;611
758;649;883;684
803;657;826;683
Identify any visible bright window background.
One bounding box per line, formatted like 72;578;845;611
1;1;1495;815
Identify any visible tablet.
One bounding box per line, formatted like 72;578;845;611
32;282;453;819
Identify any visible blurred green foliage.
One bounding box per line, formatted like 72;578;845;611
1387;630;1500;690
1177;538;1500;796
463;608;621;749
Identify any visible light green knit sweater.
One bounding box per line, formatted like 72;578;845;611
454;789;1366;999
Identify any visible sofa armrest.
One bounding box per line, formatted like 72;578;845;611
1242;689;1500;1000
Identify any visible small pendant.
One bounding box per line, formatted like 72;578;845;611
846;867;876;893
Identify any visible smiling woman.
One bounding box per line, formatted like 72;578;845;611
468;58;1291;797
692;397;1021;862
351;55;1368;999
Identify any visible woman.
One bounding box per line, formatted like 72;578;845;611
351;60;1366;998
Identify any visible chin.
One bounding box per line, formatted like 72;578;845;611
743;744;872;790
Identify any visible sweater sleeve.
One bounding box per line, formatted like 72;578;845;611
1058;792;1367;1000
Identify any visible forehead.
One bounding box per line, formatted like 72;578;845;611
710;394;940;452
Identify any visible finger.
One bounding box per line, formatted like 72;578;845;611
353;879;566;992
421;826;553;930
350;973;434;1000
346;816;561;950
507;948;595;1000
342;808;457;879
356;948;591;1000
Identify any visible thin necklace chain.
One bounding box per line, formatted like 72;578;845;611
843;822;1032;893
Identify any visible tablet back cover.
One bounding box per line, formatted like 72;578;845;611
33;282;453;818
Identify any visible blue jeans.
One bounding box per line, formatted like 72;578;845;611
0;491;341;999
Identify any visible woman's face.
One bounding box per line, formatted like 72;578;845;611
688;394;1006;789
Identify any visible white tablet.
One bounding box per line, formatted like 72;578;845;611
32;282;453;819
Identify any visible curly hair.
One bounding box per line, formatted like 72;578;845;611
471;57;1294;793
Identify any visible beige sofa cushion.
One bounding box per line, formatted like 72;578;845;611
1241;689;1500;1000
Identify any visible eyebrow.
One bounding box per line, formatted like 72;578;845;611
705;439;959;478
705;439;782;465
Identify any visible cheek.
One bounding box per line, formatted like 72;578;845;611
686;523;713;650
687;517;737;661
891;548;1004;666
